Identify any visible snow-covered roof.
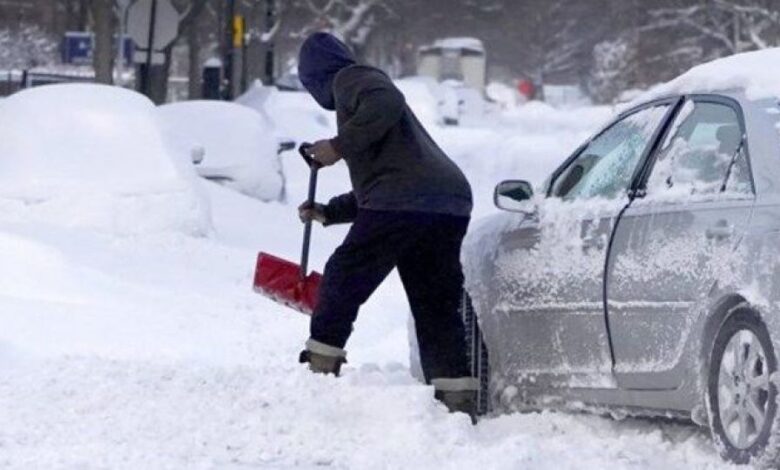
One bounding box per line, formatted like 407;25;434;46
634;47;780;105
204;57;223;67
420;37;484;54
27;64;95;78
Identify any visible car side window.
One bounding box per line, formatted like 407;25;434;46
646;100;752;197
552;104;670;200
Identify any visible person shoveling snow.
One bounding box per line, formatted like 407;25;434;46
295;32;478;419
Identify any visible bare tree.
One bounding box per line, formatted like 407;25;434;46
140;0;207;103
0;23;58;69
289;0;391;58
648;0;780;55
90;0;115;84
588;36;638;103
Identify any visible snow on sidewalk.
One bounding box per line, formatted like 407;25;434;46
1;356;733;470
0;182;736;469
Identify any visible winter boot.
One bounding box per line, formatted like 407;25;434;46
299;338;347;376
433;377;480;424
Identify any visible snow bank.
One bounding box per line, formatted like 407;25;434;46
158;100;284;201
635;47;780;103
0;84;210;235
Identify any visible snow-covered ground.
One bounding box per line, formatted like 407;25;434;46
0;84;739;469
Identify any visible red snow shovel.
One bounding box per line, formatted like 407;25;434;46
253;143;323;315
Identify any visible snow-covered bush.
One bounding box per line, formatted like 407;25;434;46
0;24;58;70
0;84;211;235
158;100;285;202
588;37;636;104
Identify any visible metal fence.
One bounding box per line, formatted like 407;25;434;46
0;70;23;97
0;69;97;97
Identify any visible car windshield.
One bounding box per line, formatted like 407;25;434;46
552;104;669;200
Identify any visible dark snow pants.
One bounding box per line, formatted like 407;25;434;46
310;209;471;382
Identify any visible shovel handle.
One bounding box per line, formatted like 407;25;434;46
298;142;323;170
299;143;319;279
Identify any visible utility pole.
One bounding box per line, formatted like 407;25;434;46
223;0;235;99
141;0;158;97
264;0;276;86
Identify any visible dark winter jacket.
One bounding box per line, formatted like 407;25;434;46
298;33;473;224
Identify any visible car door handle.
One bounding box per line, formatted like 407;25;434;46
705;223;734;240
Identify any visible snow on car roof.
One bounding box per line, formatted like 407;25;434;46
634;47;780;105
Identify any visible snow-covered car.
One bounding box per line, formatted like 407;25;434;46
158;100;286;202
464;48;780;465
0;83;210;235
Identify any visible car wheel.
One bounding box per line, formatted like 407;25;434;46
707;307;778;465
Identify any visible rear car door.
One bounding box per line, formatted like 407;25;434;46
606;96;755;390
489;101;676;387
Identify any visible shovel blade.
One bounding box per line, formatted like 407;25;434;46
253;252;321;315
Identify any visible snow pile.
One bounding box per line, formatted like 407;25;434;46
395;76;452;125
158;100;284;201
0;180;734;469
486;81;520;109
240;84;335;142
636;46;780;103
0;84;210;235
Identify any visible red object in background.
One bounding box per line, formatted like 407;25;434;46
254;252;322;315
517;79;535;100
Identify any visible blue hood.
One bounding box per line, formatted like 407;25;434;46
298;33;355;110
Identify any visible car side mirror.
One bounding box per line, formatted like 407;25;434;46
494;180;534;212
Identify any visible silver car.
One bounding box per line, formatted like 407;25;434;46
464;90;780;466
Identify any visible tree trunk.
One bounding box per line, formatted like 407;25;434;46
77;0;90;31
90;0;115;84
187;14;201;99
143;0;208;103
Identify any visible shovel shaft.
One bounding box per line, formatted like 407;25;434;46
298;143;320;279
300;165;317;278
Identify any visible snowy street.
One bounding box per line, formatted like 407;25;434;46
0;84;738;468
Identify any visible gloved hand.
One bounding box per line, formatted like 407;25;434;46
298;201;328;225
306;139;341;166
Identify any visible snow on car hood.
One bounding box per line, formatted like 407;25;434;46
157;100;284;202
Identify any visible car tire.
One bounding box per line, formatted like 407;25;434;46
408;292;490;415
707;307;779;466
463;292;489;416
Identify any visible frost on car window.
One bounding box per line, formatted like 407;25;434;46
647;101;750;198
552;105;669;200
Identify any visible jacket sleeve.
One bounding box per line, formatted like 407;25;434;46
331;68;406;157
323;192;358;225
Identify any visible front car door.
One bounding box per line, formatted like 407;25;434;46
606;95;755;390
484;101;677;395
